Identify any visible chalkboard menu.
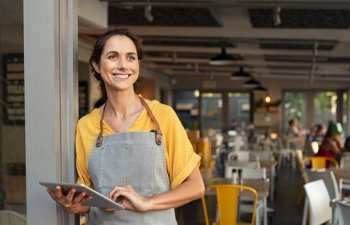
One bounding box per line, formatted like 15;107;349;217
2;54;24;125
79;81;89;118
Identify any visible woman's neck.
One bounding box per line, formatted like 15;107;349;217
105;91;141;119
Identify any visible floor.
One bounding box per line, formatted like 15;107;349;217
176;161;304;225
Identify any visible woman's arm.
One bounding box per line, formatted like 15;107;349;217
108;166;205;212
327;137;342;155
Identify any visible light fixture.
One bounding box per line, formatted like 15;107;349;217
253;84;268;92
231;66;251;79
210;47;238;66
273;5;281;26
244;77;260;88
265;94;271;103
144;4;154;22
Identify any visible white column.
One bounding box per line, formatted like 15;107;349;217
24;0;78;224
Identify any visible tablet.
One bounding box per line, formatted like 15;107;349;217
39;181;125;210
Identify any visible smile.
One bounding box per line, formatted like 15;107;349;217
112;74;130;78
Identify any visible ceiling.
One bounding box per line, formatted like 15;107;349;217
79;0;350;85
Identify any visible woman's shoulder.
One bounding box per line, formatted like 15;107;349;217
77;108;101;128
147;99;175;115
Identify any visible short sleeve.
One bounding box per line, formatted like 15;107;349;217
161;106;201;189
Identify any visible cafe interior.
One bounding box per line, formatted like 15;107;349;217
1;0;350;224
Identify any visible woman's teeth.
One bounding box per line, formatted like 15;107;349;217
114;74;128;78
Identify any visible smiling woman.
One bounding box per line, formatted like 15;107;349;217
46;28;205;225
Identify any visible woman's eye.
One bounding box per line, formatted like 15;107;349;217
108;55;118;60
127;55;136;61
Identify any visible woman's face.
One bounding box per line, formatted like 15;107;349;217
94;35;139;93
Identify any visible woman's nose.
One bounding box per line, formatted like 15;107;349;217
117;58;126;69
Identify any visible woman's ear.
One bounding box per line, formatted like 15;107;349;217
91;61;100;73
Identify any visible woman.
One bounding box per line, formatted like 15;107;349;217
316;122;343;160
47;28;205;224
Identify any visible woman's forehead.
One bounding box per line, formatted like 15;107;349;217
103;35;137;53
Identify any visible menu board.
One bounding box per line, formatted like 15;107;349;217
79;81;89;118
2;54;24;125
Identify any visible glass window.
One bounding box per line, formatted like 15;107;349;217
313;91;337;125
0;0;26;215
228;92;250;130
283;92;307;130
201;93;222;134
173;90;199;130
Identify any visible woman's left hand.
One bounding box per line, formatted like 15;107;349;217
107;185;153;212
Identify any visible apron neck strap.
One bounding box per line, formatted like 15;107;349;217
96;95;162;147
138;95;162;145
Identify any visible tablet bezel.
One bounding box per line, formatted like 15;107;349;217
39;181;124;210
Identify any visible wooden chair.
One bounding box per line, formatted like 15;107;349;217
0;210;26;225
202;184;258;225
304;156;339;169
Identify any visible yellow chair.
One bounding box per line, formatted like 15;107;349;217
201;184;258;225
197;137;214;171
304;156;339;169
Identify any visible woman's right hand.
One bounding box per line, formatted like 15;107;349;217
47;186;91;214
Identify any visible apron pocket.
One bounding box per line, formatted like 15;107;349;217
126;145;155;189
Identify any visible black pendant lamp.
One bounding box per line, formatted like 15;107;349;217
210;47;238;65
253;84;268;92
231;66;251;79
244;77;260;88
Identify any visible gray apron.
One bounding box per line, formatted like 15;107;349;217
87;96;177;225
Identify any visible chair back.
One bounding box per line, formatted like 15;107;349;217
303;169;340;200
225;161;261;179
202;184;258;225
295;149;305;172
340;156;350;169
241;167;267;179
254;150;274;161
304;156;339;169
227;151;259;162
336;200;350;225
0;210;26;225
304;180;332;225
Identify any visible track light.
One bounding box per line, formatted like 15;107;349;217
144;5;154;22
273;5;281;26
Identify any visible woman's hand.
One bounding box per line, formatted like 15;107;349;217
47;186;91;214
107;185;153;212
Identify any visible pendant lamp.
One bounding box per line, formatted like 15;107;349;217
253;84;268;92
210;47;238;65
244;77;260;88
231;66;251;80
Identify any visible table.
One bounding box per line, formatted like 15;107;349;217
261;161;277;202
205;177;270;225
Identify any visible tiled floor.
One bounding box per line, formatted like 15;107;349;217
176;163;304;225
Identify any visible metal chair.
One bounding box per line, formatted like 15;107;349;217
303;180;332;225
202;184;258;225
0;210;26;225
303;169;340;225
304;156;339;169
335;200;350;225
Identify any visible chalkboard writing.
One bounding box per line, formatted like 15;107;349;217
2;54;24;125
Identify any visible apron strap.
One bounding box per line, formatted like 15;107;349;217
96;95;162;147
96;103;107;147
138;95;162;145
